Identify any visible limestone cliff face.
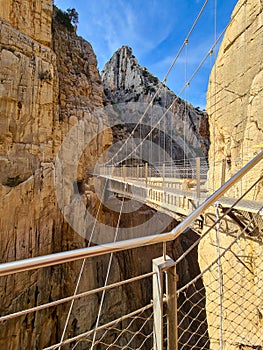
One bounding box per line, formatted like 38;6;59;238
52;9;105;115
102;46;210;161
0;9;111;261
0;5;112;349
207;0;263;197
200;1;263;349
0;0;52;47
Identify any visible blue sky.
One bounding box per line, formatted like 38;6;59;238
54;0;238;110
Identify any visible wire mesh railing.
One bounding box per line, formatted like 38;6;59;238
0;151;262;349
176;205;263;349
43;303;154;350
83;306;154;350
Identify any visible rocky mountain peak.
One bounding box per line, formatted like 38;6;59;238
102;46;210;158
102;45;145;102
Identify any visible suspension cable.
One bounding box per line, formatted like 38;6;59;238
0;272;155;323
215;201;223;350
183;39;188;166
106;1;248;169
116;27;228;166
90;183;127;349
58;176;109;348
105;0;209;166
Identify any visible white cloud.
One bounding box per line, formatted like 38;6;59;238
78;0;175;69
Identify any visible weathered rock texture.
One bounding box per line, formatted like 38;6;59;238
206;0;263;198
0;0;52;47
0;5;112;349
200;1;263;349
102;46;210;162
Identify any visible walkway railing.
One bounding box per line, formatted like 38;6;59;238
0;151;262;349
97;157;209;181
97;155;263;216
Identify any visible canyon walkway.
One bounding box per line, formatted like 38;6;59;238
97;158;263;220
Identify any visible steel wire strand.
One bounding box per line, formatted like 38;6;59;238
215;202;223;350
178;307;209;343
45;185;127;350
105;0;209;166
105;0;249;168
94;310;153;349
0;272;155;323
103;309;153;349
89;184;127;350
177;205;263;295
115;27;231;166
89;311;152;349
43;303;153;350
178;298;207;328
178;312;209;344
178;318;209;341
120;311;154;349
178;297;207;329
58;177;109;349
136;331;154;350
174;175;263;266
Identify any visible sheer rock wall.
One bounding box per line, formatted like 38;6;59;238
200;1;263;349
0;0;52;47
0;5;112;349
206;0;263;197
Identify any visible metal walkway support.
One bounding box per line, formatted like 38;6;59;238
153;256;178;350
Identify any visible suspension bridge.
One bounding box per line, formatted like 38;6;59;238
96;158;263;220
1;0;263;349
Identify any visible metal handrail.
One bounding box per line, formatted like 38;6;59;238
0;150;262;277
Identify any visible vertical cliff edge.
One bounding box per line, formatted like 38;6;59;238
199;1;263;349
0;2;113;348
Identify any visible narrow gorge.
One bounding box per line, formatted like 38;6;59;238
0;1;262;349
0;1;209;349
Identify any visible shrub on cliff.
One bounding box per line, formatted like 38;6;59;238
54;7;79;32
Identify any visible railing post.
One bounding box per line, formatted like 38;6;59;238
196;157;201;200
137;164;139;178
145;162;148;186
166;263;178;350
162;163;165;189
153;257;164;350
153;256;177;350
